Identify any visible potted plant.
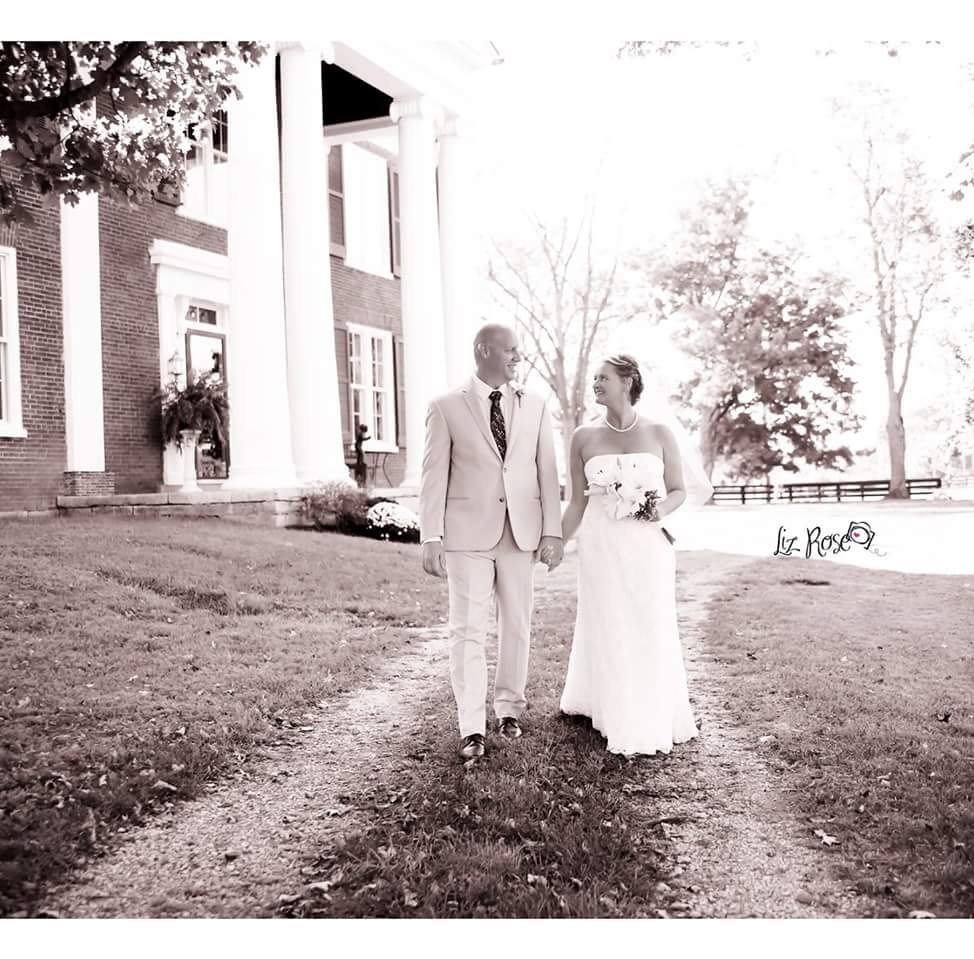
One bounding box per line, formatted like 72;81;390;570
152;371;229;493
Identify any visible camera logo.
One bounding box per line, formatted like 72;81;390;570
846;521;875;549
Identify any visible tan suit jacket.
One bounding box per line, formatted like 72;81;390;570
419;378;562;551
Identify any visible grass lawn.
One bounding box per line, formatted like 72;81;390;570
703;557;974;917
0;517;447;917
287;553;974;919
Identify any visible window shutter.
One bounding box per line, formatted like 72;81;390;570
389;167;401;276
328;146;345;254
335;326;352;445
394;335;407;448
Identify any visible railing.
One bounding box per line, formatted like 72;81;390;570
710;477;942;504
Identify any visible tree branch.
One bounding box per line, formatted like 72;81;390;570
0;42;148;121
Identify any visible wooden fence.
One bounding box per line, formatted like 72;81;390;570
710;477;942;504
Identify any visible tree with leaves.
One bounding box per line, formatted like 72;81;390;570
648;181;861;483
0;41;265;225
834;95;960;497
488;205;634;471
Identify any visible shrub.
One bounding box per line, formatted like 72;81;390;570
365;501;421;543
303;479;370;533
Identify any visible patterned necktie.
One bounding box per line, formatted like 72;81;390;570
489;389;507;460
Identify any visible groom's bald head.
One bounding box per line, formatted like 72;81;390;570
473;323;520;384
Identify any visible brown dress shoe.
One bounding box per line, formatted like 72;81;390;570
497;717;522;739
459;733;486;760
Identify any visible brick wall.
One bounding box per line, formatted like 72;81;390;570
0;163;67;512
330;256;406;487
98;194;225;493
1;165;408;509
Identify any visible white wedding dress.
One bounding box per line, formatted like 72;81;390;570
560;452;699;756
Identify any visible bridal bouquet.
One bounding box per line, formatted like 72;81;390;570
585;456;662;522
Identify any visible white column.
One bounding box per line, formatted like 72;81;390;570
391;95;446;489
60;193;106;472
279;42;348;484
225;49;298;489
437;117;476;390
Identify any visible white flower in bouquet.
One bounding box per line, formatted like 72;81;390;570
586;457;661;522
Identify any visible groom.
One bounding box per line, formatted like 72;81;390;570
419;324;564;761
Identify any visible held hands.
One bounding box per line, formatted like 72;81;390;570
422;541;448;579
535;536;564;571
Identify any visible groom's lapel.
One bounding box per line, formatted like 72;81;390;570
461;380;503;462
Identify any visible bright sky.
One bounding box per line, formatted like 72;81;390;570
463;40;974;471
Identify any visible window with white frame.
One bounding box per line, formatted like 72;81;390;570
0;246;25;437
347;324;396;450
181;109;230;225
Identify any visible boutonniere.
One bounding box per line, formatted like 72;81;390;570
511;383;525;407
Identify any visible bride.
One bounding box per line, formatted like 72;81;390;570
559;354;708;756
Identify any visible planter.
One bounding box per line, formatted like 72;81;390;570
178;429;202;493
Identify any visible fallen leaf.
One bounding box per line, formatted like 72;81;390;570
908;910;936;919
151;780;178;793
814;829;839;846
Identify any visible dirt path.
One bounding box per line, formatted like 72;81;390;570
40;629;449;918
41;549;867;918
547;549;866;918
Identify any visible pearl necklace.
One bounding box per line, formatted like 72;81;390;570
603;412;638;433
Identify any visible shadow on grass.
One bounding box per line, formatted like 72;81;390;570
283;710;679;919
96;569;272;616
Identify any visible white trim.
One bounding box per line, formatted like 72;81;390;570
0;246;26;438
331;41;480;118
346;321;399;452
349;139;397;163
150;239;230;287
149;240;231;487
323;117;397;145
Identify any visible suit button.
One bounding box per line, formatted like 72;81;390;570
499;497;505;503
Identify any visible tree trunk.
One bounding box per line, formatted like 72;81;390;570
886;388;908;498
561;423;574;500
701;408;718;481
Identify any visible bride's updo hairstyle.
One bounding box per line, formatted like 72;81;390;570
605;354;644;405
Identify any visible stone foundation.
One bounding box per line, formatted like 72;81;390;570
56;487;313;528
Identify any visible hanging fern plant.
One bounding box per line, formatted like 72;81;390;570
151;371;230;451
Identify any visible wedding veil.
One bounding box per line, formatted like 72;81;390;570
637;371;714;541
